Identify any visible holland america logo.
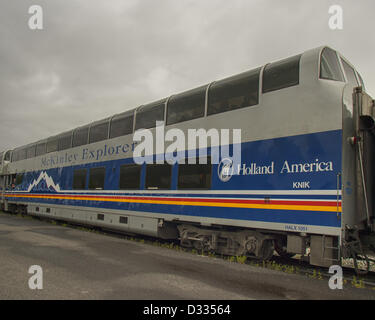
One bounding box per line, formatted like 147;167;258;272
218;158;234;182
27;171;61;192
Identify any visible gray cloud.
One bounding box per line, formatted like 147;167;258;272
0;0;374;151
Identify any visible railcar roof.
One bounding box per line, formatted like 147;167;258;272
7;45;359;157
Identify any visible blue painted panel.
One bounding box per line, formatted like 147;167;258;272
8;129;342;228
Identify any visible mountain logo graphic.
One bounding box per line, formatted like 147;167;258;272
27;171;61;192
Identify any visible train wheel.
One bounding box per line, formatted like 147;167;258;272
258;239;275;260
10;204;17;214
274;239;295;259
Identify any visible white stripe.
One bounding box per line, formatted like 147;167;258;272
7;189;341;195
6;193;342;203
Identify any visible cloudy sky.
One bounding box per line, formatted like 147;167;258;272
0;0;374;152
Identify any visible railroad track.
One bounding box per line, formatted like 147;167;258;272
264;255;375;288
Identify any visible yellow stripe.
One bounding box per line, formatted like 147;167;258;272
5;194;342;213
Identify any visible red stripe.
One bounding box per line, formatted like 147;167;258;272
5;193;341;207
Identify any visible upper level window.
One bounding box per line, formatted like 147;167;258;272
11;150;18;162
4;151;11;162
89;120;109;144
15;173;24;186
109;111;134;139
262;55;301;93
319;47;344;82
27;145;36;159
167;86;206;125
35;142;46;156
14;150;20;162
46;138;59;153
58;132;72;151
135;100;165;130
341;59;359;87
19;148;27;161
15;150;21;162
72;127;89;147
208;68;260;116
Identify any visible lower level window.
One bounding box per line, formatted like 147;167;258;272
119;216;128;224
119;164;141;189
145;163;172;190
178;158;211;189
89;167;106;190
15;173;24;186
73;169;87;190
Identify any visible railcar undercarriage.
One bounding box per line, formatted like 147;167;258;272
178;224;279;260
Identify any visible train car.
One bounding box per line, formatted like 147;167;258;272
1;46;374;272
0;150;11;209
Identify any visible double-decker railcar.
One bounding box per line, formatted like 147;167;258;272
1;46;374;271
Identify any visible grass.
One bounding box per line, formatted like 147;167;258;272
351;276;366;289
236;255;247;264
